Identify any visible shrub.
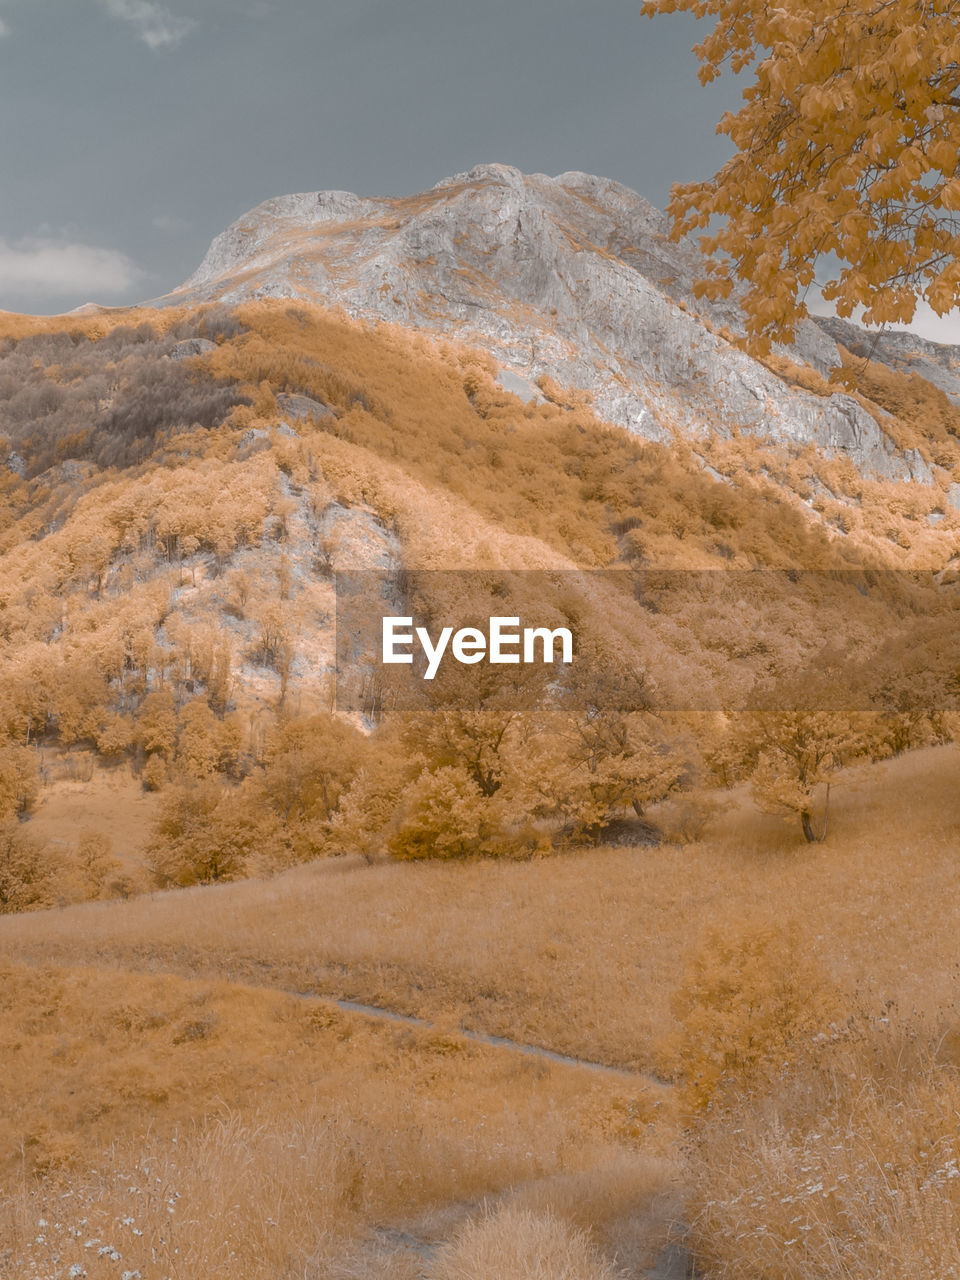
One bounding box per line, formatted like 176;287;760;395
687;1018;960;1280
429;1204;621;1280
671;923;842;1112
0;823;60;913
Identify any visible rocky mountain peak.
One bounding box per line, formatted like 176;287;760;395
165;165;952;483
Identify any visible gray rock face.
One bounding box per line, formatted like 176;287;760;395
276;391;334;421
165;164;944;482
495;369;546;404
169;337;217;360
814;315;960;404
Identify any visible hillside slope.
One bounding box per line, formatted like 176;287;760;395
163;164;937;482
0;294;957;879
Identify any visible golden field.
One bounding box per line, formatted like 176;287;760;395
0;744;958;1277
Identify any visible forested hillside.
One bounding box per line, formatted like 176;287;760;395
0;299;956;904
0;290;958;1280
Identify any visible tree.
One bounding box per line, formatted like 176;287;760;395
0;823;59;913
68;830;123;901
52;664;111;745
147;781;259;886
136;690;178;761
672;923;841;1111
387;765;494;860
523;712;686;844
96;711;135;758
643;0;960;344
176;699;242;779
743;710;866;842
0;744;39;820
542;653;687;842
256;713;365;856
327;724;414;862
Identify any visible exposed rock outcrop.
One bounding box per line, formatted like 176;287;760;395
169;337;217;360
276;391;334;421
814;314;960;405
165;164;943;482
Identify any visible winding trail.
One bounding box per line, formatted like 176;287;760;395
295;989;690;1276
3;954;688;1275
323;993;672;1084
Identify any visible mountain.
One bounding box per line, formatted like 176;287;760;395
164;163;941;483
813;313;960;403
0;161;958;882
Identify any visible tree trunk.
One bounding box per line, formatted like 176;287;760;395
800;809;817;843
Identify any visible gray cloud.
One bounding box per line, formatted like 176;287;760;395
151;213;190;234
0;237;142;300
890;301;960;345
0;17;9;36
97;0;195;49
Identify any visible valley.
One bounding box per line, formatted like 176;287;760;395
0;166;958;1277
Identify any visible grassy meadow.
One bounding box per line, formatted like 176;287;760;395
1;744;959;1277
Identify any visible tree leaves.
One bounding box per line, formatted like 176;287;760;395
643;0;960;345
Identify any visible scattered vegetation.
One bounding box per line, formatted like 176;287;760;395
0;299;957;1275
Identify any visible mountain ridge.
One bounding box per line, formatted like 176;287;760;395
159;162;946;484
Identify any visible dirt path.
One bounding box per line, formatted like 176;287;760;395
327;994;673;1086
6;955;689;1276
328;1207;696;1279
312;994;691;1276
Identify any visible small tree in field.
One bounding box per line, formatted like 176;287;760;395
743;710;867;842
387;765;495;860
672;923;841;1111
547;655;687;841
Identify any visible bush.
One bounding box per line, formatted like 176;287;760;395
429;1204;621;1280
671;923;842;1112
0;823;60;913
687;1016;960;1280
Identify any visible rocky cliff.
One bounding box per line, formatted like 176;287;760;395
813;314;960;404
165;164;947;483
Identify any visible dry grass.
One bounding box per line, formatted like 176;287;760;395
428;1204;623;1280
27;754;157;869
0;961;676;1278
0;724;958;1277
3;746;959;1079
687;1026;960;1279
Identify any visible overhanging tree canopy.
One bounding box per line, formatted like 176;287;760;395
643;0;960;346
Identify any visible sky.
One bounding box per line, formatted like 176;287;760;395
0;0;741;315
1;0;957;342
